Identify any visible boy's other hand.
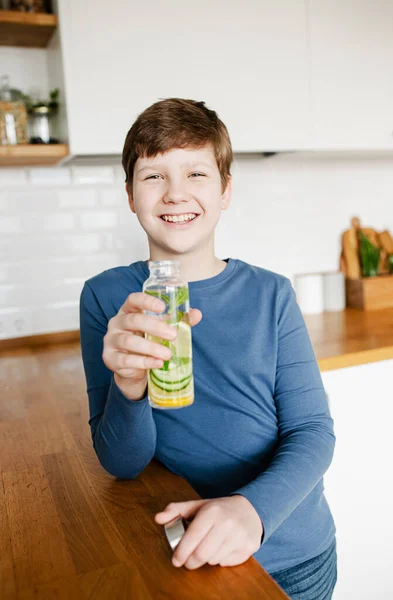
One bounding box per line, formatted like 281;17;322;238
102;292;202;401
154;495;263;570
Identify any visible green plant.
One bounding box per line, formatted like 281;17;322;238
388;254;393;274
145;287;188;324
358;230;380;277
21;88;59;113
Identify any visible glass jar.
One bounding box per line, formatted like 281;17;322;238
28;105;59;144
142;260;194;410
0;75;28;146
9;0;46;12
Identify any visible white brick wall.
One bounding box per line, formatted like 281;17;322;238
0;164;148;338
29;168;72;186
1;155;393;339
79;211;118;230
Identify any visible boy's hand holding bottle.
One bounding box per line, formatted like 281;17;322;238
102;291;202;402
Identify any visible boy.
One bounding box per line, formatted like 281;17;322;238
79;98;337;599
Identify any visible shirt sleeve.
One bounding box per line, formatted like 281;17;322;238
228;278;335;544
79;282;157;479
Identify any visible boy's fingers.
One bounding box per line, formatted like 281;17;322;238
189;308;202;327
119;293;202;327
155;499;207;524
172;512;215;567
120;293;201;319
120;292;166;315
115;334;172;360
183;527;229;570
119;313;176;340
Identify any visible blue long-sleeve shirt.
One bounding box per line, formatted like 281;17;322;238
79;258;336;573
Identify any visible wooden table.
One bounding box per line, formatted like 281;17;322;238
304;306;393;371
2;307;393;373
0;342;288;599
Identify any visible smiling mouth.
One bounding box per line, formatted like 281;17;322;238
159;213;199;224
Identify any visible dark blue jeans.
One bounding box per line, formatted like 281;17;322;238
270;539;337;600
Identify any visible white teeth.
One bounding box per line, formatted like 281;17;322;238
162;213;197;223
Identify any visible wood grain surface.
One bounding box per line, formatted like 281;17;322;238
0;144;69;167
345;274;393;311
0;342;288;599
304;306;393;371
0;10;57;48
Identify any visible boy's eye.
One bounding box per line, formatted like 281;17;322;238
145;173;205;180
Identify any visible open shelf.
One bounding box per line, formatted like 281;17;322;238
0;10;57;48
0;144;69;166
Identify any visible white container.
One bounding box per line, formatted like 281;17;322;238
322;271;346;311
293;273;324;315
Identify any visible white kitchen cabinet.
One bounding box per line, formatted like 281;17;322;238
321;360;393;599
49;0;311;156
309;0;393;150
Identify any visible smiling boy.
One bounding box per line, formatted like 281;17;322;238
80;98;337;599
128;143;230;281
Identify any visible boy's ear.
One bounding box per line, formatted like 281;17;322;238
126;183;136;213
221;175;232;211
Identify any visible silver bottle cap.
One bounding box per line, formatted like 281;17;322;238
164;517;186;551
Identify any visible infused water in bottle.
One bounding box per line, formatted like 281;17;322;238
143;260;194;409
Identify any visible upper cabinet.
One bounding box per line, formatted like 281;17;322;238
5;0;393;163
309;0;393;150
52;0;311;156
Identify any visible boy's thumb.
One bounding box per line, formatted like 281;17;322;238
154;499;207;524
189;308;202;327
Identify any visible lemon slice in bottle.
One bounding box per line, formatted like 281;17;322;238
167;321;192;370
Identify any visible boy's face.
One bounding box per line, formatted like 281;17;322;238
127;144;231;258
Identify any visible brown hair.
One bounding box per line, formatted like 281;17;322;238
122;98;233;194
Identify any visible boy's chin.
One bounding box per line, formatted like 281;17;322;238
161;243;198;256
149;238;205;257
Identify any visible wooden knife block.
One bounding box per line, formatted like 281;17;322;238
346;274;393;310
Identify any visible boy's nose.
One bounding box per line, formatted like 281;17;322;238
163;188;190;204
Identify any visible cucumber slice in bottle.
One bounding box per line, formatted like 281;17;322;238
149;371;192;392
151;358;192;384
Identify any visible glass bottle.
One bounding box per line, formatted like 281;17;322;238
28;105;59;144
142;260;194;410
0;75;28;145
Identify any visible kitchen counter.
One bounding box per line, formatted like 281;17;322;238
2;307;392;598
304;306;393;371
2;307;393;375
0;343;288;600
